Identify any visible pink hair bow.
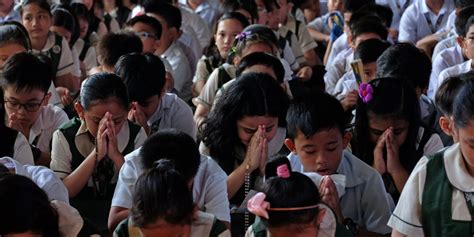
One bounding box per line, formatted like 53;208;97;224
247;192;270;219
277;164;290;178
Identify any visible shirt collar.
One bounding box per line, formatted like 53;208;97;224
420;0;450;15
29;106;45;143
162;41;177;59
444;143;474;192
31;33;56;53
337;150;366;188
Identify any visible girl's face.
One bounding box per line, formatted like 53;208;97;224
50;26;72;43
368;115;410;148
140;219;191;237
78;17;89;39
215;19;244;59
327;0;343;13
21;3;52;40
0;43;26;67
237;115;278;146
77;99;128;138
461;25;474;61
454;121;474;176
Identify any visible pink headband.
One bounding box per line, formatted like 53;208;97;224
276;164;290;178
247;192;319;219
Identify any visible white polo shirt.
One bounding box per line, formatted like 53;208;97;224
179;0;219;31
398;0;454;43
162;42;193;102
180;6;212;50
28;104;69;154
32;33;78;77
437;59;472;94
429;44;464;99
14;133;34;165
324;48;353;94
111;148;231;222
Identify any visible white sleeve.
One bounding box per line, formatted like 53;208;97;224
27;166;70;204
398;6;417;44
324;56;346;94
133;128;148;150
14;133;34;165
428;52;448;99
56;37;76;77
202;159;231;222
171;97;197;140
423;133;444;156
387;157;428;236
283;41;299;71
111;157;140;208
83;46;98;71
50;130;73;179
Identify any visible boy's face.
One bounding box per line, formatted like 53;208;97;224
277;0;289;23
131;22;160;54
362;62;377;82
135;95;161;120
78;17;89;39
327;0;343;13
461;25;474;61
21;4;52;40
3;87;48;129
453;121;474;176
285;128;350;175
148;13;174;55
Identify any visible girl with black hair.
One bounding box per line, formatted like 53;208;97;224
193;12;249;96
200;72;289;205
50;72;147;235
0;21;30;66
113;159;230;237
389;73;474;236
352;77;443;202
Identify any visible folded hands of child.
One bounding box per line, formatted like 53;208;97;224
96;112;122;164
373;127;403;175
244;125;268;175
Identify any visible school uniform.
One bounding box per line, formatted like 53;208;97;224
288;150;394;235
333;70;357;100
14;133;35;165
50;117;147;233
432;35;458;62
179;0;219;31
72;38;98;72
114;211;230;237
194;63;236;109
381;0;413;31
111;148;231;223
326;33;349;67
278;26;306;67
147;93;196;139
0;7;20;23
0;157;69;204
162;41;193;102
388;143;474;236
429;44;464;98
398;0;454;43
180;6;212;50
178;26;202;74
283;14;318;56
438;59;472;92
193;56;218;85
28;104;68;155
324;48;353;94
308;12;332;35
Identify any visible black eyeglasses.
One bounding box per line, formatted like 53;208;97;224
4;96;46;112
135;31;158;40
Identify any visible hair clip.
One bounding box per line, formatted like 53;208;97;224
359;82;373;103
229;46;237;55
235;31;252;41
276;164;290;178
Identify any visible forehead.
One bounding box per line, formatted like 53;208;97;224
368;115;409;128
237;115;278;127
294;127;342;145
132;22;156;34
4;86;45;99
85;99;128;115
22;3;49;14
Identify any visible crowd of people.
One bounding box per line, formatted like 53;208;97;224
0;0;473;236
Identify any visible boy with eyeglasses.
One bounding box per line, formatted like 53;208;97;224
1;52;68;166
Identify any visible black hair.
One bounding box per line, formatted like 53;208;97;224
220;0;258;24
456;6;474;37
262;166;320;228
0;174;59;236
376;43;432;90
203;12;250;68
130;159;195;227
1;52;52;93
139;129;200;183
230;24;279;61
70;2;91;22
236;52;285;83
264;155;292;179
200;73;289;174
0;89;18;157
126;15;163;40
51;7;78;44
343;0;374;13
0;163;8;174
261;0;280;13
97;31;143;67
454;0;474;9
453;72;474;128
357;3;393;27
0;21;31;50
142;1;181;30
79;72;130;111
353;77;421;172
287;92;347;139
114;53;166;105
435;75;465;116
20;0;52;16
354;38;391;64
350;15;388;41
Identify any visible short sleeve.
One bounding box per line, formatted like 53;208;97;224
193;58;212;84
195;67;221;108
56;37;76;77
133;128;148;150
170;97;197;140
297;21;318;53
27;165;70;204
387;157;428;236
201;158;231;222
398;5;417;44
50;130;73;179
423;133;444;156
111;156;140;208
14;133;34;165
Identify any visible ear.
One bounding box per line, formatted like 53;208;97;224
74;102;85;120
233;55;240;66
342;131;352;149
456;36;465;48
439;116;453;136
284;138;297;153
315;207;326;227
348;34;355;49
169;27;180;40
43;92;52;105
154;39;161;50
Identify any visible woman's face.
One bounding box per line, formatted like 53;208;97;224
77;99;128;138
237;115;278;146
0;43;26;67
215;19;244;59
21;3;52;40
368;114;409;148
